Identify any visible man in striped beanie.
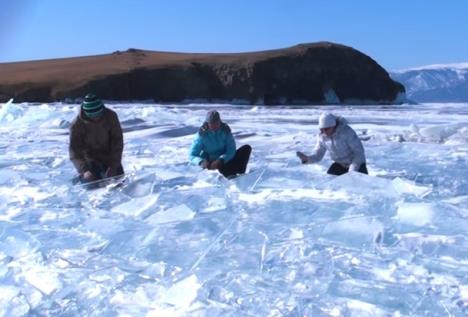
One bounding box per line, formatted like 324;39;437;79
81;93;105;118
69;93;124;183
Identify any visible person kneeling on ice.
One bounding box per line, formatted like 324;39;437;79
189;110;252;178
69;93;124;183
296;112;368;175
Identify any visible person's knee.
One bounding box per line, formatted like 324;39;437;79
327;169;341;176
116;164;125;176
358;163;368;174
327;162;348;176
241;144;252;154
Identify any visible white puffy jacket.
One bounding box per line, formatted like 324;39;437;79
307;117;366;171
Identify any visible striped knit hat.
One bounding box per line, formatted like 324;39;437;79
81;93;104;118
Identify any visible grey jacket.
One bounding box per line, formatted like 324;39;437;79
307;117;366;171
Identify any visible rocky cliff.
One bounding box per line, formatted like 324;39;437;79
0;42;405;104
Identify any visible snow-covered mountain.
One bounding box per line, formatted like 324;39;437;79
391;63;468;102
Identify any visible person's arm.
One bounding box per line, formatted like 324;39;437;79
347;129;366;171
189;133;205;166
108;111;124;173
219;132;236;163
69;121;87;174
306;136;327;163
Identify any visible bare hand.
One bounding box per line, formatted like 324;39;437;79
200;160;209;169
209;159;223;170
296;151;308;164
82;171;96;182
105;167;115;178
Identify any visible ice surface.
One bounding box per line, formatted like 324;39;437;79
0;99;23;123
145;204;196;225
396;203;435;226
0;101;467;316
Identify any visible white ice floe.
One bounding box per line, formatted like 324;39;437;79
22;268;61;295
145;204;195;225
395;202;435;226
111;193;160;217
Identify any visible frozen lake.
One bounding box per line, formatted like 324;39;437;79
0;101;467;316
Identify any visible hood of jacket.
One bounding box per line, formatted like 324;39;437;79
199;121;231;135
320;116;348;138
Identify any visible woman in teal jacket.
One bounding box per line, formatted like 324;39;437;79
190;110;251;178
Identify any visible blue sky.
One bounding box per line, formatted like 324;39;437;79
1;0;467;70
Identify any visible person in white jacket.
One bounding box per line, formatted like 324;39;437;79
296;112;368;175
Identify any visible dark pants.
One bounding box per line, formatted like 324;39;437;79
80;160;124;183
219;145;252;178
327;162;368;176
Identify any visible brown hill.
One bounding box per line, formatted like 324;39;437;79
0;42;405;104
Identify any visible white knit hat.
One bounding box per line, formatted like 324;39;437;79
318;112;337;129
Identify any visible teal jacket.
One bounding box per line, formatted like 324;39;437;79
189;122;236;165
